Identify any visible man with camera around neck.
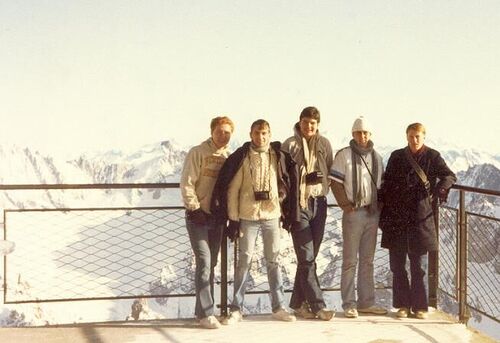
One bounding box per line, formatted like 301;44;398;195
213;119;299;325
281;106;335;320
329;116;387;319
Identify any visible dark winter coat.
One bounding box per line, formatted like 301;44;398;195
210;141;300;231
379;146;456;254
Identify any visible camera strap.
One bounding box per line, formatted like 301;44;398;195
358;153;378;188
404;147;431;196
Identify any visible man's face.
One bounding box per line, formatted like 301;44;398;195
406;129;425;153
299;117;318;139
352;130;371;148
211;123;233;149
250;126;271;148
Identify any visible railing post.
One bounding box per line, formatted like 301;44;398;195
220;233;228;317
428;199;439;308
458;190;469;323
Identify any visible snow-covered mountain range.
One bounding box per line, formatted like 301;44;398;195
1;139;498;187
1;140;498;214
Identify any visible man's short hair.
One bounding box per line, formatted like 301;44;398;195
250;119;270;132
406;122;426;134
210;116;234;133
300;106;321;123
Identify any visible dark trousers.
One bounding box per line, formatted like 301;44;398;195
389;249;428;312
289;196;327;313
186;214;223;319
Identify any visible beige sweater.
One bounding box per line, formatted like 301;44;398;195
227;147;281;221
180;138;230;213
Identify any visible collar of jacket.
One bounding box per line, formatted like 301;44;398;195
239;141;282;156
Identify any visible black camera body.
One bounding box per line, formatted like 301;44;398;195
305;171;324;185
254;191;271;201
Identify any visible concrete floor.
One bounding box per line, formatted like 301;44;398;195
0;310;496;343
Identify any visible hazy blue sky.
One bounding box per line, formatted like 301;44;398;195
1;1;499;157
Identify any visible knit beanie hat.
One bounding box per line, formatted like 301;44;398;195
351;116;372;133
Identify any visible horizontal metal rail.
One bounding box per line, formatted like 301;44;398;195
1;183;497;195
0;183;180;190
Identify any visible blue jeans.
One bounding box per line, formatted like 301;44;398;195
389;249;428;312
231;218;284;312
289;196;327;313
341;207;379;310
186;213;223;319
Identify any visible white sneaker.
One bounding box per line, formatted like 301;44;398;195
222;310;242;325
358;305;388;315
344;308;358;318
199;315;221;329
272;308;296;322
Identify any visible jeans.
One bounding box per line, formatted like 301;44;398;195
289;196;327;313
231;218;284;312
341;207;379;310
186;213;223;319
389;249;428;312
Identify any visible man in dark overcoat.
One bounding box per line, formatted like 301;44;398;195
379;122;456;319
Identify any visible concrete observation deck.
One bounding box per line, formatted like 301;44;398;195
0;309;496;343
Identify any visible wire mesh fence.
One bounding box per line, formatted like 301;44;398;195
1;183;498;325
3;207;198;303
439;206;459;299
466;213;500;319
235;205;390;296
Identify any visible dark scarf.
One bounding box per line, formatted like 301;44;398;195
350;139;379;212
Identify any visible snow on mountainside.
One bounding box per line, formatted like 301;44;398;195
71;140;186;184
448;163;500;217
1;139;498;186
0;141;186;211
0;139;498;212
373;139;500;174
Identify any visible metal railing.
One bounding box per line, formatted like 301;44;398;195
1;183;498;326
431;185;500;324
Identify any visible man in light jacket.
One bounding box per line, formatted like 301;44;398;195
217;119;298;325
180;116;234;329
329;116;387;318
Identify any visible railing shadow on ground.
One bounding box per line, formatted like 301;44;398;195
0;183;498;336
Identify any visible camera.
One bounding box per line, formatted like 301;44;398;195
305;171;324;185
254;191;271;201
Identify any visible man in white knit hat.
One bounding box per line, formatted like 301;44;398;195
329;116;387;318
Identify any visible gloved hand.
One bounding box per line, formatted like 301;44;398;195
227;220;241;242
435;187;449;204
187;208;207;225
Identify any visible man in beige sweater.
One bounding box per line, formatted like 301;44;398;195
180;116;234;329
223;119;297;324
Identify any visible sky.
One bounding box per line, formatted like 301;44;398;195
1;1;499;158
